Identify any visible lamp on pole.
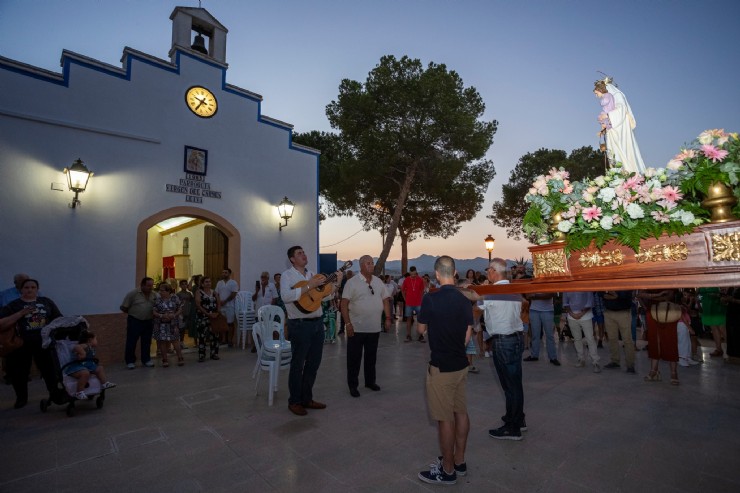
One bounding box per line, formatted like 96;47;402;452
484;234;495;263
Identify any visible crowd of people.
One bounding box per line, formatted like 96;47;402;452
1;260;736;486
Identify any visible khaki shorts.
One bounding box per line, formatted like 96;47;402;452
425;365;468;422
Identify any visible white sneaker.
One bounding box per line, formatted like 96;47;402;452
101;382;117;389
688;359;701;365
144;361;155;368
126;363;135;370
484;351;492;358
74;391;88;400
678;358;690;367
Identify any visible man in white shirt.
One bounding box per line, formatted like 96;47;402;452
479;258;527;441
215;268;239;346
280;246;342;416
252;271;278;309
341;255;391;397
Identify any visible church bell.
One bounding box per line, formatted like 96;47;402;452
191;33;208;55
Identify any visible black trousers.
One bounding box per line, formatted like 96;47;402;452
6;338;57;402
346;331;380;390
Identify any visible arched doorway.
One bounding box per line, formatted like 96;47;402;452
136;207;241;286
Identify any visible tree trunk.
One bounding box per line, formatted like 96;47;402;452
399;231;409;274
374;164;418;276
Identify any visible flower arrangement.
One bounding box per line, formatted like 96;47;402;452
667;129;740;204
523;164;701;252
523;130;740;252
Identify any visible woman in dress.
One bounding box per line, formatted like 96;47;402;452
699;287;727;357
0;279;62;408
639;290;680;385
153;282;183;367
594;78;646;174
195;276;221;362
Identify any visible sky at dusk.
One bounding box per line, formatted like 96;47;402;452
2;0;739;264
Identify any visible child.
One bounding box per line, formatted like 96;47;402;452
64;331;116;400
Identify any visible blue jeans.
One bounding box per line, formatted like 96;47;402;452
530;310;557;360
491;332;525;430
125;316;153;365
287;318;325;405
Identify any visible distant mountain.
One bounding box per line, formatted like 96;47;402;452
337;254;529;276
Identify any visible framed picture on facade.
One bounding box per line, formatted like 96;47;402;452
184;146;208;176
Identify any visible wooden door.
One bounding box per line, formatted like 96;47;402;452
204;225;227;281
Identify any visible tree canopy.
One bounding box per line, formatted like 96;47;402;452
489;146;604;242
294;55;497;274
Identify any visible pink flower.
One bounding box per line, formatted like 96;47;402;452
661;185;683;203
611;214;622;225
624;175;643;190
562;184;573;194
675;149;696;161
582;206;602;222
666;159;683;171
651;210;671;223
701;144;729;162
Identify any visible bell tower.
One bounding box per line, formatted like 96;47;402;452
169;7;228;64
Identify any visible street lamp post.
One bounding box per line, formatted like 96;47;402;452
484;234;495;263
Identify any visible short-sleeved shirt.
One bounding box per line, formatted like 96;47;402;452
342;274;388;333
215;279;239;307
479;281;524;336
0;297;62;341
120;288;158;320
401;275;425;306
418;285;473;372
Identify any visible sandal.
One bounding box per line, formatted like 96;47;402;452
644;370;661;382
670;373;680;386
710;349;724;357
404;335;412;342
162;360;169;368
177;357;185;367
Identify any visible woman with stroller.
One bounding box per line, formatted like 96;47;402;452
195;276;221;362
153;282;184;367
0;278;62;409
64;331;116;400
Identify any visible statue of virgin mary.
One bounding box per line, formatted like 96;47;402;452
594;77;646;174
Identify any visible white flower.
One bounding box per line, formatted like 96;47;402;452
626;202;644;219
598;187;616;203
609;177;624;188
670;210;695;226
666;159;683;171
594;176;606;187
644;167;658;178
557;220;573;233
698;131;714;145
599;216;614;230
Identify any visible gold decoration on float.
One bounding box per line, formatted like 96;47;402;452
533;250;567;277
635;242;689;263
578;250;625;268
711;232;740;262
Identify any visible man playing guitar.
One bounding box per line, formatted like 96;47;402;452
280;246;343;416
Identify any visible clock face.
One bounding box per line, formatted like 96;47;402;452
185;86;218;118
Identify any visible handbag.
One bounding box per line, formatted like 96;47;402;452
650;301;681;324
0;325;23;357
210;313;229;334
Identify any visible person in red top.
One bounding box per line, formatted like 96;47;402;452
402;266;426;343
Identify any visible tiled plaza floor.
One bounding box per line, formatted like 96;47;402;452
1;321;739;492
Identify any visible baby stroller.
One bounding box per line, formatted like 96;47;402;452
41;316;107;417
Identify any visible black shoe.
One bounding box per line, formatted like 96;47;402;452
349;388;360;398
210;354;220;360
418;335;425;343
550;359;561;366
597;340;603;348
523;356;538;362
626;367;636;374
365;383;381;391
488;425;522;441
603;362;620;369
436;456;467;476
520;419;528;432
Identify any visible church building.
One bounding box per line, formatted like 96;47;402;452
0;7;320;360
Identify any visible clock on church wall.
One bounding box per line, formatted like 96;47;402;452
185;85;218;118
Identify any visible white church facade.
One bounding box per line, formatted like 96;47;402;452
0;7;320;360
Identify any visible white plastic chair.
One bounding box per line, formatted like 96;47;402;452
252;320;292;405
252;306;290;379
235;291;256;349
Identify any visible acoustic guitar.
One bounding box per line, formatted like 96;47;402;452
292;261;353;314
